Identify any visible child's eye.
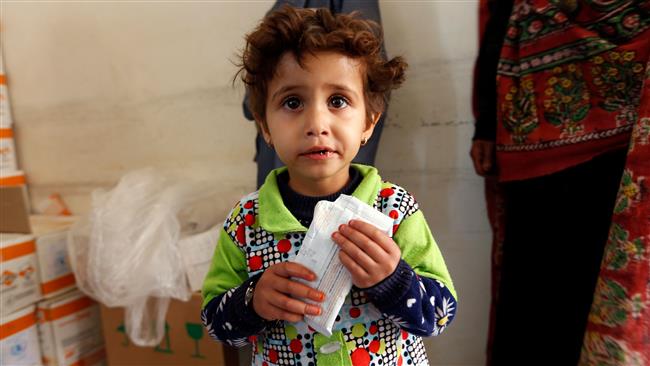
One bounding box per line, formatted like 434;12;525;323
329;95;349;109
282;96;302;110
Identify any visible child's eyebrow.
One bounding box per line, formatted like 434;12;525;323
324;83;359;99
271;84;359;102
271;85;302;102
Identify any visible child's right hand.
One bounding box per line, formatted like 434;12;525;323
252;262;325;323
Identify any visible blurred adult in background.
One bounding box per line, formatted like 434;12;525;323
471;0;649;364
243;0;388;188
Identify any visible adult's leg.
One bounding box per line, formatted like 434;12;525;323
491;149;627;365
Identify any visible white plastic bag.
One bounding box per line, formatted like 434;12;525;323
67;168;219;346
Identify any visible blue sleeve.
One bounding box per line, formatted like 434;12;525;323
201;274;268;347
200;203;268;348
364;259;457;336
368;186;458;337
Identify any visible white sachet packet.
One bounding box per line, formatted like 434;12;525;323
293;194;393;336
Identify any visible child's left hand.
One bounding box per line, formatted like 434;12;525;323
331;219;401;288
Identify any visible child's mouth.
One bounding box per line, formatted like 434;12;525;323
302;150;335;160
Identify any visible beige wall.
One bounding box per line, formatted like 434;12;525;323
1;1;490;365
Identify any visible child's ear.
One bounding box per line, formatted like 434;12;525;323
254;114;273;146
371;112;382;127
363;112;382;137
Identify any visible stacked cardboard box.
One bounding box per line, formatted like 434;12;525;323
1;185;232;366
0;58;17;174
0;48;44;366
1;233;41;316
1;214;107;366
31;216;78;299
0;52;233;363
37;289;105;366
0;305;42;365
100;293;238;366
0;50;107;366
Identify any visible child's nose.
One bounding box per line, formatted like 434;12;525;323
304;105;330;137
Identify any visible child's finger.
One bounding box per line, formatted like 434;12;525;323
264;303;304;323
273;262;317;281
267;292;321;316
339;250;371;287
348;219;399;255
332;230;377;270
335;224;387;262
276;278;325;302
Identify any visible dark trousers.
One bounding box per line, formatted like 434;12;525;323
491;148;627;366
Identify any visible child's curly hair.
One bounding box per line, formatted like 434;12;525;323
235;5;408;131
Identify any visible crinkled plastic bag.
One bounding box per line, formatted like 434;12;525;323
67;168;219;346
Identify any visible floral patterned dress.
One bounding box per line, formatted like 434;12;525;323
475;0;649;364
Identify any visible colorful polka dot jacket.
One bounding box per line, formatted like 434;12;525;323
201;164;457;366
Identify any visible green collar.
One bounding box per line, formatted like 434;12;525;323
257;164;383;234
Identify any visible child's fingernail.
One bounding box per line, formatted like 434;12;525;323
307;305;321;316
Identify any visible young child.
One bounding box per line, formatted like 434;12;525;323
202;6;457;366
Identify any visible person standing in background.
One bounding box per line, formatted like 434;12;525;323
243;0;388;188
470;2;513;365
471;1;649;364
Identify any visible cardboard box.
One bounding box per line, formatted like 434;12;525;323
100;293;238;366
0;172;31;234
0;233;42;316
0;72;13;128
30;215;79;299
0;305;42;366
37;289;105;366
0;127;17;173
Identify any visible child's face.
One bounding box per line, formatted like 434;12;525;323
259;51;379;196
